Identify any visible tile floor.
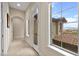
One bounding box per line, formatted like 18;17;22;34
7;38;39;56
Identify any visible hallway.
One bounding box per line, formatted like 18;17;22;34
7;38;39;56
0;2;67;56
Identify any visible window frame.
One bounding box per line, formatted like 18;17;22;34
48;2;79;56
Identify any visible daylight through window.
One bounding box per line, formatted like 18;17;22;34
50;2;78;54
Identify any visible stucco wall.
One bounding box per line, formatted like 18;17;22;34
52;22;61;38
58;22;61;35
52;22;56;38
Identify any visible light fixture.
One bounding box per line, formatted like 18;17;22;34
17;3;21;7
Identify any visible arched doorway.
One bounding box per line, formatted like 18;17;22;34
11;16;24;40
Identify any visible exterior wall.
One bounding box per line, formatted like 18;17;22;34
10;8;25;39
51;22;60;41
0;2;1;55
52;22;61;37
52;22;56;38
58;22;61;35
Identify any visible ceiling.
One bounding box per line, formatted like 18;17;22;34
9;2;30;11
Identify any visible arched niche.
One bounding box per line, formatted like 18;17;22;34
11;16;24;39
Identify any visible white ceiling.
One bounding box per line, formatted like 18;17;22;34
9;2;30;11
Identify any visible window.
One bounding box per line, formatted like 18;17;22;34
50;2;78;54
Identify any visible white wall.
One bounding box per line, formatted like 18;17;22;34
13;17;24;39
0;2;1;55
1;4;25;55
1;3;25;55
10;8;24;20
25;3;64;56
10;8;25;39
25;3;39;53
2;2;11;55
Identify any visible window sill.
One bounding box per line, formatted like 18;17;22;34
48;45;76;56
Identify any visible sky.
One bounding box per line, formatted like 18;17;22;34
52;2;78;30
